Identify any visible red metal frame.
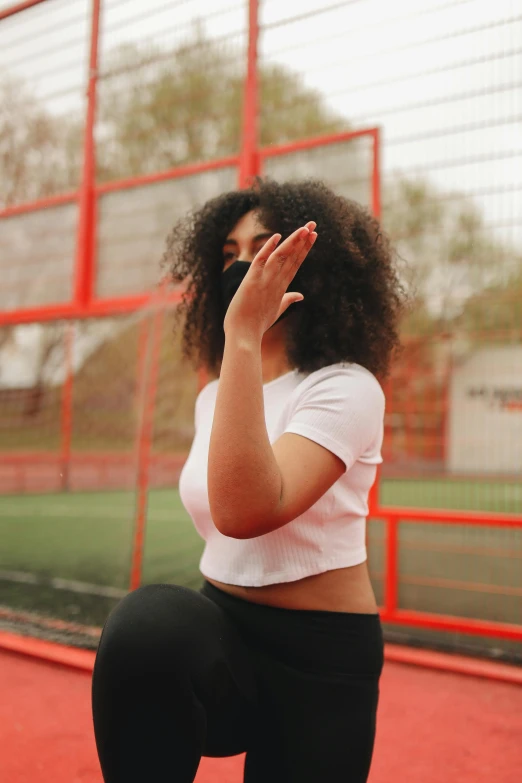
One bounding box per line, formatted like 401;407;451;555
259;127;382;215
0;291;185;326
60;324;75;491
1;0;521;658
0;0;48;21
0;192;78;218
372;506;522;641
238;0;260;188
97;156;240;196
130;309;164;591
74;0;101;308
371;127;381;218
0;126;377;327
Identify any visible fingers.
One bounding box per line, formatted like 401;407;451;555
252;222;317;273
281;223;317;270
273;222;317;263
254;232;282;266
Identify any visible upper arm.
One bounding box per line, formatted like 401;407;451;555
271;433;345;525
268;370;384;531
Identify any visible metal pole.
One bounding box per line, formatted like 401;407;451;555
384;515;399;615
60;323;75;491
0;0;49;20
371;127;381;218
130;309;163;591
74;0;101;308
238;0;260;188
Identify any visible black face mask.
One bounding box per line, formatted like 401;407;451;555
221;260;301;327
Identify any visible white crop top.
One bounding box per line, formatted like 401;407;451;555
178;362;385;587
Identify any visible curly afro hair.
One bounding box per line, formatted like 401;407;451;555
163;178;405;379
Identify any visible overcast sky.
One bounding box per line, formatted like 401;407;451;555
1;0;521;245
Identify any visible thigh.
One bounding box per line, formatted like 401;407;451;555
92;585;257;766
244;634;382;783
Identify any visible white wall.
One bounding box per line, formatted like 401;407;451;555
448;345;522;475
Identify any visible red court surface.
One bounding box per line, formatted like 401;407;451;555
1;648;521;783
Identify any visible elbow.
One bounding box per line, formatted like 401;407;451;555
212;510;278;540
208;489;269;539
208;498;248;539
213;513;261;540
208;469;285;539
209;484;285;539
214;519;252;539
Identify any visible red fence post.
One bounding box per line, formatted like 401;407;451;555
371;127;381;219
0;0;49;20
238;0;260;188
130;307;164;591
385;515;399;615
74;0;101;308
60;323;75;491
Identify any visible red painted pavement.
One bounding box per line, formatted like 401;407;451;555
1;649;521;783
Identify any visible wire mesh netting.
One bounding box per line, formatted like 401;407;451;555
0;0;89;312
0;204;78;311
96;0;248;181
0;0;521;657
262;135;374;208
0;308;203;645
1;308;520;658
96;167;238;298
0;0;89;206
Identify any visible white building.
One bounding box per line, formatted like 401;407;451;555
448;345;522;475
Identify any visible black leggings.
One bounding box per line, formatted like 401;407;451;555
92;581;384;783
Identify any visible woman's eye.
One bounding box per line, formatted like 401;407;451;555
223;252;236;262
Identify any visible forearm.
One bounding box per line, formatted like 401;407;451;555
207;332;282;538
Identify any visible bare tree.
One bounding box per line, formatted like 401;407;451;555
0;74;81;208
384;178;514;326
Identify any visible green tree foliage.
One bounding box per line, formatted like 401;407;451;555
96;31;345;180
453;268;522;344
0;75;81;207
384;178;514;331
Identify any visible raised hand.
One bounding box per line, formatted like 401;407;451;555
223;221;317;338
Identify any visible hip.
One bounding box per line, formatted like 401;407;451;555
200;578;384;680
205;561;379;614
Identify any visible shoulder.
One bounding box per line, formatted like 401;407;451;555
292;362;385;409
284;363;384;466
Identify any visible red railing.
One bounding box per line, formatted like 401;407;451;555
371;503;522;642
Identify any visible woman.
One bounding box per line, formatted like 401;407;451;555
92;178;404;782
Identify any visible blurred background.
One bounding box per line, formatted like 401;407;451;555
0;0;520;661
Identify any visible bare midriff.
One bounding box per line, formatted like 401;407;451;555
206;561;379;614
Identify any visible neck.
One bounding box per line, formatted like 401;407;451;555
261;321;293;384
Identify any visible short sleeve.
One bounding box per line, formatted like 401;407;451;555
283;366;385;471
194;379;218;432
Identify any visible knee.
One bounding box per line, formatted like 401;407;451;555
97;584;205;673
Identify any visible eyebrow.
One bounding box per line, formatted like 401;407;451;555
223;232;272;247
